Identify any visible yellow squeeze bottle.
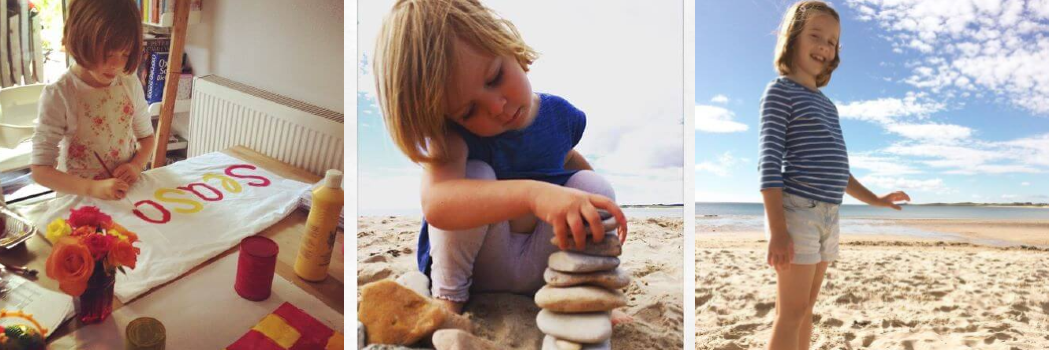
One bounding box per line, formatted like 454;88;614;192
294;169;344;281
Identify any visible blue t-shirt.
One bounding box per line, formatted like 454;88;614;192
758;77;850;204
417;93;586;275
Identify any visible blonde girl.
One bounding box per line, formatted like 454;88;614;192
31;0;155;201
759;2;910;349
374;0;629;317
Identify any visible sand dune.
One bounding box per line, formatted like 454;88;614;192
358;216;685;349
696;220;1049;350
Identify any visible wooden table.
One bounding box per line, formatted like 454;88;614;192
4;146;344;342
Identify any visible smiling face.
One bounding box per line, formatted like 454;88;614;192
444;38;537;137
789;13;840;89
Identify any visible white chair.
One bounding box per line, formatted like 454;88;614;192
0;84;44;172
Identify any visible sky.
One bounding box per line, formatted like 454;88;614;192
358;0;684;214
695;0;1049;204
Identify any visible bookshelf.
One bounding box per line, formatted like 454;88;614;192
140;0;202;29
138;0;197;167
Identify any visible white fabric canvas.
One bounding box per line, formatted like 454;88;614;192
34;152;310;302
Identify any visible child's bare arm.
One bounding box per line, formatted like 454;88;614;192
762;188;793;269
563;149;593;171
422;133;627;250
30;165;128;200
131;135;155;170
845;175;911;210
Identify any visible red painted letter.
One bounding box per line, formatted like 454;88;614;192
134;200;172;224
225;164;271;187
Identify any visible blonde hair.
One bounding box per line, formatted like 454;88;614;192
64;0;143;74
374;0;538;164
774;1;840;88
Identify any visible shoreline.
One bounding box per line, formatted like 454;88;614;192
697;216;1049;247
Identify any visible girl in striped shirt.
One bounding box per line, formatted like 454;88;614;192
759;2;911;349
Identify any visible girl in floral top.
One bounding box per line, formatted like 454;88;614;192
31;0;155;201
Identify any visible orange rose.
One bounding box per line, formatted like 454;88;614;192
108;239;140;270
70;226;95;237
45;237;95;296
113;223;139;243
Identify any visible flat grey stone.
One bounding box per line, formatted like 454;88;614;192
535;285;627;313
583;215;618;232
542;335;582;350
542;336;612;350
544;267;630;289
548;251;619;273
549;233;621;257
536;309;612;344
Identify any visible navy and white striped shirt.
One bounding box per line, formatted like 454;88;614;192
758;77;850;204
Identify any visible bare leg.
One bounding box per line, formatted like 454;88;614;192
797;262;829;350
768;264;817;350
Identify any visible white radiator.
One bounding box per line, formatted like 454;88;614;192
187;75;344;176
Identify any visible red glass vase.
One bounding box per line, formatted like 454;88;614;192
74;261;114;324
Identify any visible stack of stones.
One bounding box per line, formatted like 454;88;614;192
534;211;630;350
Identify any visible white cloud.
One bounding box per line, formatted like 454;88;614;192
999;134;1050;167
695;152;745;177
859;175;953;194
849;154;922;176
695;105;749;133
884;133;1050;175
845;0;1050;114
837;93;945;124
1021;182;1030;186
884;122;973;143
710;94;729;104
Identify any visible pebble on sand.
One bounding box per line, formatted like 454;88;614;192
548;251;620;273
535;285;627;313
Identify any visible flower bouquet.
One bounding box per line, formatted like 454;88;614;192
44;206;140;324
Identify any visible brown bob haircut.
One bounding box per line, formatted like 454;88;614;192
63;0;143;74
774;1;840;88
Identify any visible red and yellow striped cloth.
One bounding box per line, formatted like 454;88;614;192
226;302;343;350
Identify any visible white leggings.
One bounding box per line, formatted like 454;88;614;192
428;160;616;302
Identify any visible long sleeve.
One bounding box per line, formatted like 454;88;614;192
758;84;791;190
126;75;155;139
30;85;69;166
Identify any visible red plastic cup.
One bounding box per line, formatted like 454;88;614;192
235;236;279;301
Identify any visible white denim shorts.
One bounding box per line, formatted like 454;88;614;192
766;192;840;264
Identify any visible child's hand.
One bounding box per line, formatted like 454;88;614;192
89;178;130;200
873;191;911;210
112;162;143;185
530;184;628;251
767;234;794;271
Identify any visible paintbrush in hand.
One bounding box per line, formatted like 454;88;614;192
93;151;135;207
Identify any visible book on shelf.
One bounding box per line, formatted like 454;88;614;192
140;0;203;27
139;33;171;86
146;51;170;104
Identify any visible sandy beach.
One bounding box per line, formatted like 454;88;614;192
358;216;685;349
696;217;1049;350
